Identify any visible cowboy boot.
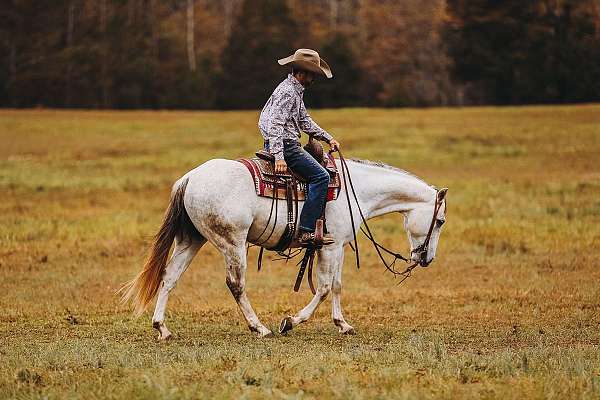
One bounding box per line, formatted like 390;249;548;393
297;231;335;246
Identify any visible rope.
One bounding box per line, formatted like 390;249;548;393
336;149;419;281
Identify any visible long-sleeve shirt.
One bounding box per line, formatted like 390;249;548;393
258;74;333;161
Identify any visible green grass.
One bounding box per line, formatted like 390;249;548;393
1;106;599;399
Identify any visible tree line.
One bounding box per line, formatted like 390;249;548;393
1;0;599;109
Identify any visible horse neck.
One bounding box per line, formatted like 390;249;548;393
346;160;436;218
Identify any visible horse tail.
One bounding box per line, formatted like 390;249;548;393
119;177;201;316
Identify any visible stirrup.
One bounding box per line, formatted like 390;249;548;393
297;231;334;246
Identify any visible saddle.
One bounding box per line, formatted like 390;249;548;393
237;153;341;201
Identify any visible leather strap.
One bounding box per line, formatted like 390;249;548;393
257;247;264;271
270;178;296;252
307;253;316;294
314;219;323;244
294;245;317;293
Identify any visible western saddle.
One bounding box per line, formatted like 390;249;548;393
238;149;340;203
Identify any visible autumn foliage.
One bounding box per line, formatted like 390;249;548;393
1;0;599;108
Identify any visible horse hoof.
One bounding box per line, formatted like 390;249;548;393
259;331;275;338
341;327;356;335
153;321;172;341
279;316;293;334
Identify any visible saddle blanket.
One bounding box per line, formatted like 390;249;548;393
237;155;341;202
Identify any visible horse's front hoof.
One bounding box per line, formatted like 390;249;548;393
340;326;356;335
279;316;293;334
336;322;356;335
334;319;355;335
249;325;273;338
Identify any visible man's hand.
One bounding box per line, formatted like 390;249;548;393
275;159;287;174
329;138;340;152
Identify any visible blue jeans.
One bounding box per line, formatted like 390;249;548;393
265;139;330;232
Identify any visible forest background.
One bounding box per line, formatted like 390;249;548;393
2;0;600;110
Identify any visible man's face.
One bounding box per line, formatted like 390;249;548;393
297;71;316;88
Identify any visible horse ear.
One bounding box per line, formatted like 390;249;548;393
437;188;448;201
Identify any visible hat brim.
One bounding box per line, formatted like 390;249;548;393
278;56;333;79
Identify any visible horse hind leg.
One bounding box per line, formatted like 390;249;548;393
152;237;205;340
221;241;273;338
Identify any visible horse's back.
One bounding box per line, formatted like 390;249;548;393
179;157;252;196
178;159;258;233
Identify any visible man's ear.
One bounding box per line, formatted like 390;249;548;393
437;188;448;202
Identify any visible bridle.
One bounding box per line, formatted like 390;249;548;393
410;191;445;267
337;149;446;284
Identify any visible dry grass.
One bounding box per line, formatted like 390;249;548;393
1;106;599;399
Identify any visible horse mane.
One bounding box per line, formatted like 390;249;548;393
349;158;435;189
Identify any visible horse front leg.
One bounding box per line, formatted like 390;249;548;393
152;237;205;340
331;248;355;334
279;245;341;334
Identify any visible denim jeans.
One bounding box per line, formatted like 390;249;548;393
265;139;330;232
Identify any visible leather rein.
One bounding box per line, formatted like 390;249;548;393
336;149;445;284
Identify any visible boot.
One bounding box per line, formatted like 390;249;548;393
297;231;334;246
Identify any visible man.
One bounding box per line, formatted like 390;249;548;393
259;48;341;245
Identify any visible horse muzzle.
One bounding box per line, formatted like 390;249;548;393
419;258;433;267
412;246;432;267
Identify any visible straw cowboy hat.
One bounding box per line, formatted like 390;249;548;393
278;48;333;79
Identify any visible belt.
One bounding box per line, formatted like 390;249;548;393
264;139;301;146
283;139;301;146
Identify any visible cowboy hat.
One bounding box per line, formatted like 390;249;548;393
278;48;333;79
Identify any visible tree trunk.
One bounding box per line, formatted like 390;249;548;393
149;0;159;60
187;0;196;71
66;1;75;107
224;0;235;37
100;0;110;108
128;0;136;26
330;0;338;31
9;42;16;82
357;0;368;46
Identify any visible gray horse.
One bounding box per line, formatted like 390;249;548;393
121;158;447;339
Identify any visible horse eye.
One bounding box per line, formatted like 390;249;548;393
436;219;445;227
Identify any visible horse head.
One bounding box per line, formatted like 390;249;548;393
404;188;448;267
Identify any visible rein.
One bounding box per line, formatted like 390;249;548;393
336;149;442;284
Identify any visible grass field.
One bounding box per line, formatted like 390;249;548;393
1;105;599;399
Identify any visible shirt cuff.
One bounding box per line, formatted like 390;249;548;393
320;131;333;143
274;151;284;161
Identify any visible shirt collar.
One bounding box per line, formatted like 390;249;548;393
287;74;305;96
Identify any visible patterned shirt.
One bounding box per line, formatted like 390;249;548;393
259;74;333;161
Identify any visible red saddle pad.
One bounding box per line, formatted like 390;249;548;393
237;154;341;202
